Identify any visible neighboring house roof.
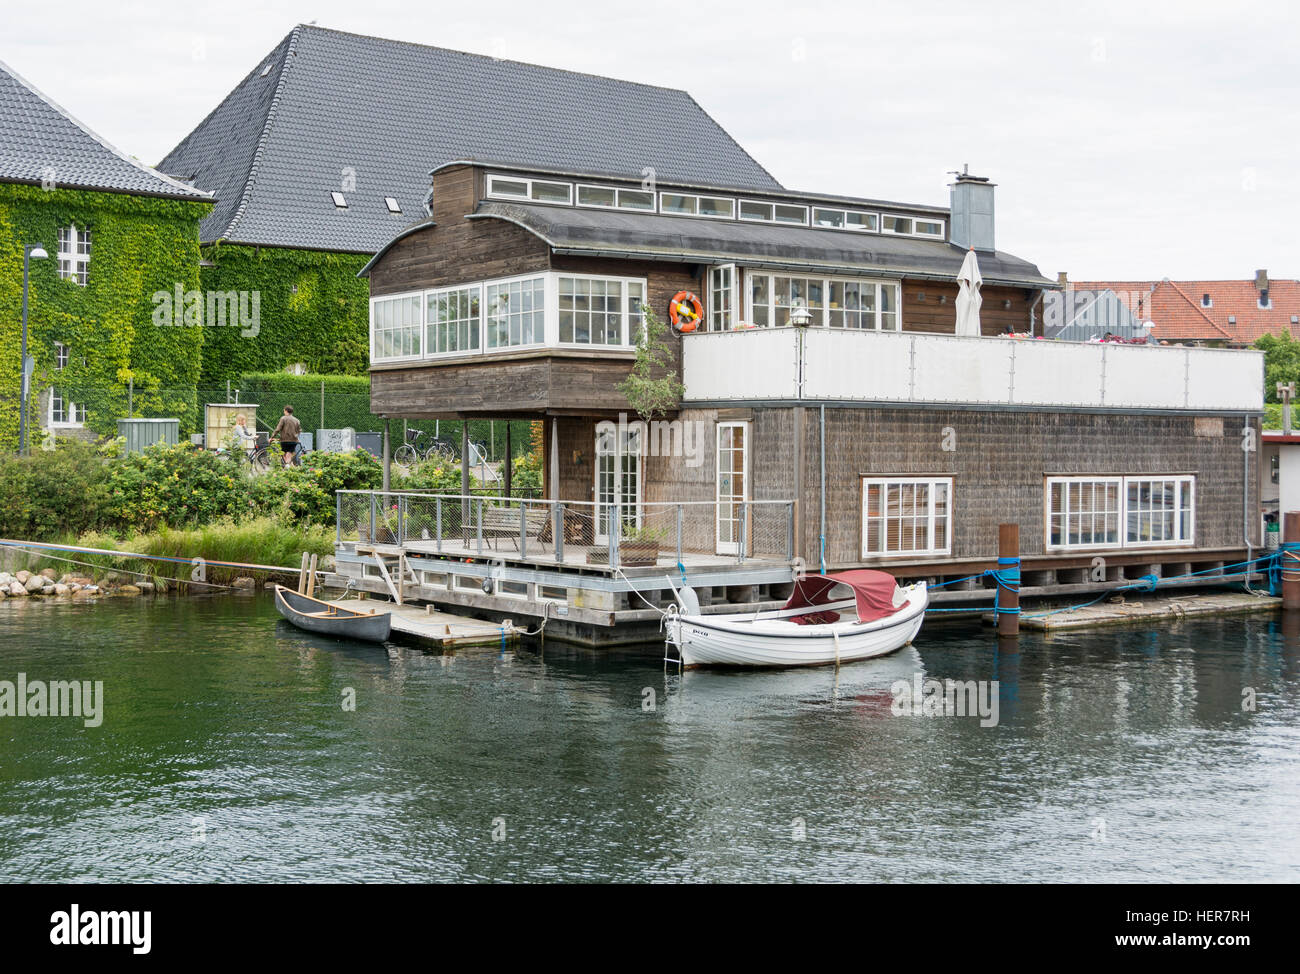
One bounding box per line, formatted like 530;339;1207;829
1072;277;1297;343
366;199;1053;287
159;24;781;253
0;58;210;201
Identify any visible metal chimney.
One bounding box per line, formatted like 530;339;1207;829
949;168;996;253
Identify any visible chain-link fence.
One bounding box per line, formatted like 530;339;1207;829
336;491;794;566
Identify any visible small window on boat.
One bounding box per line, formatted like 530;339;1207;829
616;189;655;211
539;585;568;603
453;575;481;591
577;185;617;208
420;572;448;588
497;580;529;599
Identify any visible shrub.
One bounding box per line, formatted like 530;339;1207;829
0;439;111;540
104;442;249;531
248;448;383;526
399;460;463;493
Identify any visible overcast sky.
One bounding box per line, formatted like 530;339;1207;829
4;0;1296;280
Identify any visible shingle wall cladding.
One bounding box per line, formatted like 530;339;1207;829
796;407;1256;566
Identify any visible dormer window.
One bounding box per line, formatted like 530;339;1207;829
1259;289;1271;309
331;191;348;208
385;197;402;213
1201;293;1212;307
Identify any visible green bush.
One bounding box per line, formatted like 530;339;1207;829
399;460;463;493
0;439;111;540
104;442;249;531
248;449;383;525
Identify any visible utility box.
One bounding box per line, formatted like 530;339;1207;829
355;431;382;458
298;431;314;453
317;428;355;453
117;418;180;454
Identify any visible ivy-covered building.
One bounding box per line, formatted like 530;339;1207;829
158;23;779;385
0;58;212;448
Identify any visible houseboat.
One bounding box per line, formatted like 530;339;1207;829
332;161;1266;645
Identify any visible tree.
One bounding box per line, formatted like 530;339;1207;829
1255;331;1300;402
616;305;685;421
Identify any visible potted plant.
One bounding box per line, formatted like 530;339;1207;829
618;524;667;566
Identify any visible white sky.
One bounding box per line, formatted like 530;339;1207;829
4;0;1297;280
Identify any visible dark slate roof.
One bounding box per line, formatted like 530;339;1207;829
0;58;210;201
159;24;780;252
452;201;1053;288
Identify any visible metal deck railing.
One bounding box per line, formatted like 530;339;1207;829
335;491;795;568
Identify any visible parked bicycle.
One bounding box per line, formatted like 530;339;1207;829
393;429;459;468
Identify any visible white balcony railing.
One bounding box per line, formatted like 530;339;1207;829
682;327;1264;411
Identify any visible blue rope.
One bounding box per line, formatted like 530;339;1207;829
991;556;1020;616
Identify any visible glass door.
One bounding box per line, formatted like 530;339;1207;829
595;425;641;543
716;422;748;555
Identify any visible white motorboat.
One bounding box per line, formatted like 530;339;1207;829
665;570;927;669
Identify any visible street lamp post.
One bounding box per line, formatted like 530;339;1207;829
19;244;49;455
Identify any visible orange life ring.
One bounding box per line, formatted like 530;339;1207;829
669;291;703;333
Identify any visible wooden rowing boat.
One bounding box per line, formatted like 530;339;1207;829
273;585;392;643
665;570;926;669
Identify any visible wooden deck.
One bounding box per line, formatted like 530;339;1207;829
327;597;520;650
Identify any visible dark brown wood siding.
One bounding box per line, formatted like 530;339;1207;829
900;281;1036;335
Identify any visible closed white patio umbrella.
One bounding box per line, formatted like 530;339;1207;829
955;248;983;337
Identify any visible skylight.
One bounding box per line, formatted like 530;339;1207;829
331;192;347;208
385;197;402;213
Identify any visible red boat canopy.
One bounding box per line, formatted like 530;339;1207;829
782;570;902;625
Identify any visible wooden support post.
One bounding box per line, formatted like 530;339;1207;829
382;419;391;493
298;551;310;594
997;523;1020;637
503;423;512;497
305;554;318;597
1283;512;1300;610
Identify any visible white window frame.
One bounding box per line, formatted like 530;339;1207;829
369;289;424;363
486;173;573;205
708;264;738;331
1044;475;1195;551
744;272;902;331
47;385;86;428
425;283;483;357
57;224;90;285
913;218;946;239
716;421;750;555
861;477;953;559
54;341;69;370
881;214;913;235
555;273;646;348
482;272;548;351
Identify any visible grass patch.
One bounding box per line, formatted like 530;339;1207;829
7;517;333;590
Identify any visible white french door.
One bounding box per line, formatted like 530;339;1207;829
595;425;642;543
716;421;749;555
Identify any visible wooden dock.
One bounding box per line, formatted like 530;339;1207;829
327;597;520;650
1013;591;1281;631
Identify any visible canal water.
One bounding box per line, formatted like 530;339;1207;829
1;595;1297;882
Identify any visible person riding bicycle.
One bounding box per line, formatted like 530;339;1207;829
272;406;302;468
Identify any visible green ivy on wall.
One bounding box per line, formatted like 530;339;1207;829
0;183;210;448
196;244;371;382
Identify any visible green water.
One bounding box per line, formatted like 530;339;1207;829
0;595;1297;882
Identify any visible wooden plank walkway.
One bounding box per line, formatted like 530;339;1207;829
1014;591;1281;631
327;597;519;650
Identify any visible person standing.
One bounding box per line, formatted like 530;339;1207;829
272;406;302;468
